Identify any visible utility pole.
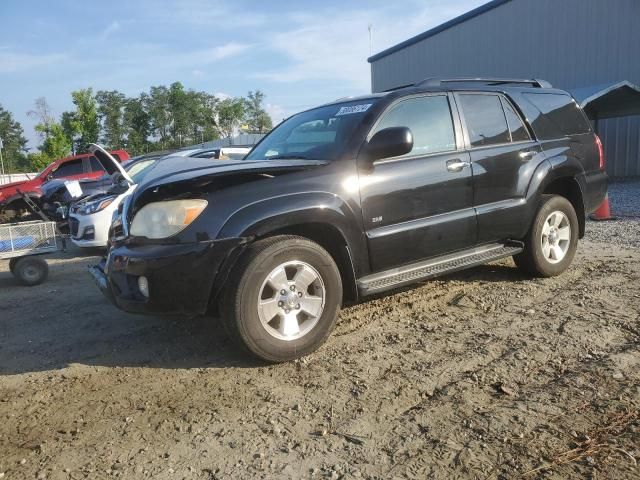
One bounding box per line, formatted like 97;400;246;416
0;137;5;184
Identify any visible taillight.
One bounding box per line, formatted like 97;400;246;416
595;134;605;170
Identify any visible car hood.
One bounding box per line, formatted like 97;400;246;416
136;157;329;192
0;179;29;190
88;143;134;184
128;156;329;211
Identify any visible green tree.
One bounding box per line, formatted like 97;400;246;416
60;111;77;150
0;104;29;173
96;90;127;149
68;88;99;151
28;97;71;169
199;93;221;143
168;82;189;146
244;90;273;134
34;122;71;164
145;85;171;147
216;97;246;140
124;95;151;155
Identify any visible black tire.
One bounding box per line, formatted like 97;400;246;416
221;235;342;362
13;256;49;286
9;257;19;274
514;194;579;277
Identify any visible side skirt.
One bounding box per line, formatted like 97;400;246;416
357;242;523;296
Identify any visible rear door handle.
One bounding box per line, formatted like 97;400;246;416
446;159;471;173
519;150;536;160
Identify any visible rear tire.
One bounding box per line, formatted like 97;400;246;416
221;235;342;362
514;194;578;277
13;256;49;286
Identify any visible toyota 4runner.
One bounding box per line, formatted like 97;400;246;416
91;78;607;362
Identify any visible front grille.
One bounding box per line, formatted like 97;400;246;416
69;217;79;237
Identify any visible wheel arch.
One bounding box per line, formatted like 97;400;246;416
259;223;359;304
541;176;586;238
210;194;366;311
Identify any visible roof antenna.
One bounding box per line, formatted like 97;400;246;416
368;23;373;56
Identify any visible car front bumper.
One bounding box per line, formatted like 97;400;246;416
69;209;113;248
90;238;246;316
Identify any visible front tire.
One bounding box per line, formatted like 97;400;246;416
514;194;579;277
222;235;342;362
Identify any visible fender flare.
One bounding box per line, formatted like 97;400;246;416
526;157;587;237
213;192;366;303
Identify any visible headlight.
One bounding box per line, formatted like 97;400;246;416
78;196;116;215
130;199;208;239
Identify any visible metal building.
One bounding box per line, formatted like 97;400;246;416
368;0;640;177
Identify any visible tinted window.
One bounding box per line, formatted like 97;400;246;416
502;98;530;142
111;153;121;161
373;95;456;157
51;159;84;178
459;94;510;147
523;93;591;137
89;156;105;172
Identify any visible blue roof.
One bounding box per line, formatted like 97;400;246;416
367;0;513;63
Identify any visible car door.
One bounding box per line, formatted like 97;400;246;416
454;92;545;243
49;158;89;182
358;93;476;272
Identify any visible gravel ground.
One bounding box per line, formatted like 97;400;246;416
586;178;640;248
1;182;639;480
607;178;640;217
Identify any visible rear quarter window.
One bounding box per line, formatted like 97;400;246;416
522;92;591;139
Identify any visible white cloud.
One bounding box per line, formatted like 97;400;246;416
196;42;250;64
101;21;121;40
254;1;486;90
265;103;289;124
0;50;67;73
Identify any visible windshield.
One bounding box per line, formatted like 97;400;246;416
126;159;158;183
245;100;376;161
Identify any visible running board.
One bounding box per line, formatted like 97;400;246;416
358;243;523;296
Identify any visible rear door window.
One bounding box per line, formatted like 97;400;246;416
372;95;456;157
458;94;510;147
501;97;531;142
51;159;84;178
522;92;591;138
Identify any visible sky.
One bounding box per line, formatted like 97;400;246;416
0;0;485;149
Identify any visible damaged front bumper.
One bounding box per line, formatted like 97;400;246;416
90;237;246;316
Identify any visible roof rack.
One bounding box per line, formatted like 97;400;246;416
382;83;415;92
415;77;553;88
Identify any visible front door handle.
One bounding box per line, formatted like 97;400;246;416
446;159;471;173
519;150;536;160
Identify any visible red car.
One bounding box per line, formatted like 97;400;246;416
0;149;129;221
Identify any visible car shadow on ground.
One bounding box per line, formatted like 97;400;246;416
0;258;528;376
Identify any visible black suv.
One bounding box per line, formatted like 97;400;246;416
92;78;607;362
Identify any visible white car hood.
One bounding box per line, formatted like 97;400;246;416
88;143;134;184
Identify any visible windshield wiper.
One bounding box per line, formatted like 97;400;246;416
266;154;313;160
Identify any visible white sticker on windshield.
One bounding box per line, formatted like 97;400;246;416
335;103;372;116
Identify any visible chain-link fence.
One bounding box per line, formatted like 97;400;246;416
0;221;58;258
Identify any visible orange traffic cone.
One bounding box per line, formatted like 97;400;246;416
591;194;614;221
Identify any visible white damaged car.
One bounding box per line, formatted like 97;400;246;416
69;146;161;248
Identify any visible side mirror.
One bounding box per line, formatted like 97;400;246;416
363;127;413;163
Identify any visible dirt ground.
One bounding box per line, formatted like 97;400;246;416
1;222;639;479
